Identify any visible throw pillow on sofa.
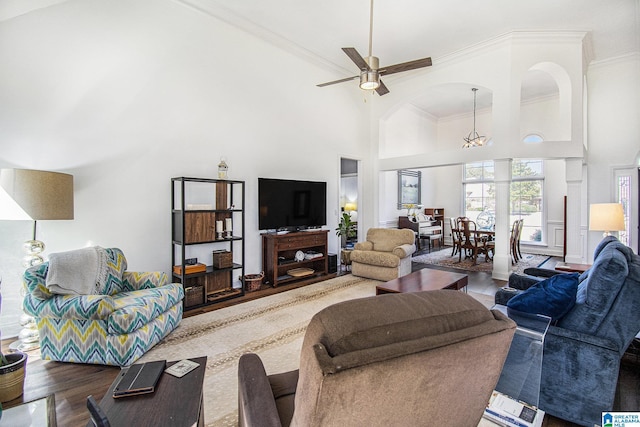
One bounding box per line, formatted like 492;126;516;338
507;272;580;322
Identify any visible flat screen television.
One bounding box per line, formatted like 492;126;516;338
258;178;327;231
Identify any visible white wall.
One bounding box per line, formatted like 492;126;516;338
0;0;371;333
379;104;438;158
542;159;568;254
585;54;640;259
379;165;462;230
374;32;587;174
520;95;561;141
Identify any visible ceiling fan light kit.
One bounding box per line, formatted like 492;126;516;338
360;70;380;90
463;88;487;148
317;0;432;96
360;55;380;89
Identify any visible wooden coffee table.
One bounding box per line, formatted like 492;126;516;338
88;356;207;427
376;268;468;295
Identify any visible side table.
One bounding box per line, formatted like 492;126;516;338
88;356;207;427
0;394;56;426
492;305;551;407
340;249;353;272
554;262;592;273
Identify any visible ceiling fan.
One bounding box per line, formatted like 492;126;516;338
317;0;432;96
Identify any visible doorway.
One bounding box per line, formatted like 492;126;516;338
339;158;360;254
614;167;639;253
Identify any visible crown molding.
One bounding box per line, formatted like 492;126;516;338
434;30;589;68
173;0;353;76
169;3;620;84
0;0;70;22
520;92;560;107
582;31;595;66
588;52;640;71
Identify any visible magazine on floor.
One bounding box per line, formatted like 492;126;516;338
483;390;544;427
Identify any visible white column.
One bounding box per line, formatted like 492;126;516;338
492;158;512;281
565;158;584;263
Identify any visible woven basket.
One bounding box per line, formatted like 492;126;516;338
184;285;204;307
0;352;27;403
212;250;233;269
244;272;264;292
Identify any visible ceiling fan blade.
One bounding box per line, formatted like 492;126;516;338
342;47;370;71
316;75;359;87
375;80;389;96
380;57;432;76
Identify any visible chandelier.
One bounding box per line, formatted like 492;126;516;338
463;88;487;148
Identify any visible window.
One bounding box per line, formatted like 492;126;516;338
522;134;544;143
511;159;544;243
463;161;495;223
616;173;631;247
463;159;545;243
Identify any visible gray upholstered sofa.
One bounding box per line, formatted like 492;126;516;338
495;236;640;426
238;290;515;426
349;228;416;281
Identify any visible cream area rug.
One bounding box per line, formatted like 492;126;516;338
140;273;495;426
413;248;551;274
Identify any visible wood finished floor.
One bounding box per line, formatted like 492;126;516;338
2;249;638;426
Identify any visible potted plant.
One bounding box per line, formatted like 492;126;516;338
0;277;28;403
336;212;357;248
0;350;27;403
402;204;423;221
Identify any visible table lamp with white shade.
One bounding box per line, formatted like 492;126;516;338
0;168;74;351
589;203;625;238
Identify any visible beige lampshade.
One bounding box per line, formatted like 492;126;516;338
0;169;74;220
589;203;624;233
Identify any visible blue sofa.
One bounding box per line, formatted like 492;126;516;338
495;236;640;426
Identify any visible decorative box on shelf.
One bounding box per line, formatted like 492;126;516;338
184;285;204;307
173;263;207;275
212;250;233;269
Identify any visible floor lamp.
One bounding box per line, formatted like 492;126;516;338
0;169;74;352
589;203;625;238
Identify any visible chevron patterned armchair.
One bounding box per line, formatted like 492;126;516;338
23;247;184;366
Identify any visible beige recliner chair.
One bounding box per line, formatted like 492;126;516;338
238;290;516;427
349;227;416;281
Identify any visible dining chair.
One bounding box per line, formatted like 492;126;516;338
449;217;461;256
453;217;470;259
516;219;524;260
457;218;488;265
510;220;521;264
485;233;495;261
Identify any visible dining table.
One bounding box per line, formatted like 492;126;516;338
451;227;495;237
452;223;495;264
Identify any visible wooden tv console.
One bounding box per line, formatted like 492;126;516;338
262;230;335;288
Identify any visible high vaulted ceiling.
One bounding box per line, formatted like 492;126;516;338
183;0;638;118
182;0;638;70
2;0;639;117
